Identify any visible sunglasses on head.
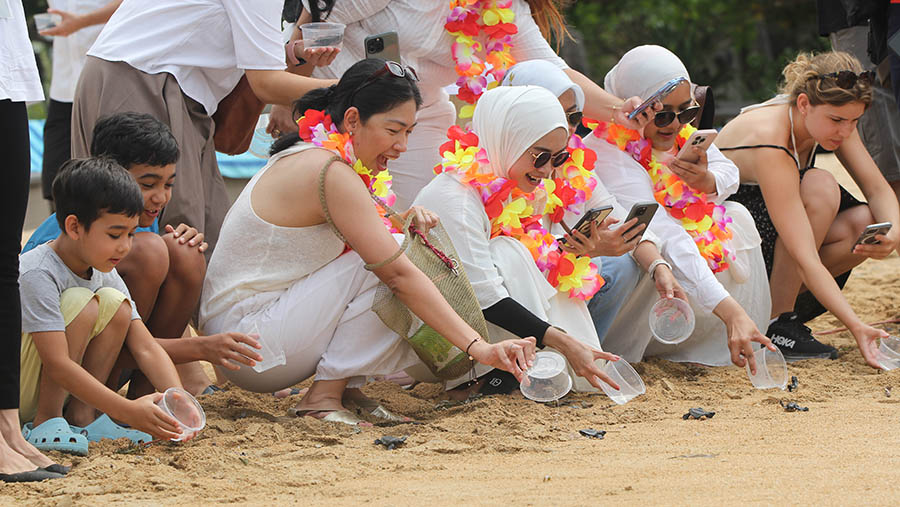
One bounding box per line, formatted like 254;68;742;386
654;105;701;128
529;148;570;169
809;70;875;89
566;110;583;128
351;60;419;103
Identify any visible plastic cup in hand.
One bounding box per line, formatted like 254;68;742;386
34;13;59;33
745;346;788;389
299;22;346;48
598;359;645;405
248;114;273;159
876;336;900;370
519;350;572;402
649;297;695;345
155;387;206;441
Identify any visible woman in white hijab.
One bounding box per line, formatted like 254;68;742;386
500;60;687;345
583;45;774;369
414;86;622;394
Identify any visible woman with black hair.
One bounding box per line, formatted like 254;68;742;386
200;59;535;425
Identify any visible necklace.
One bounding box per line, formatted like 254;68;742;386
445;0;517;119
787;106;818;170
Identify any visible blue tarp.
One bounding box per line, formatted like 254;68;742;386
27;119;266;180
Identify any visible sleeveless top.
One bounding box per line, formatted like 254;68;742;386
199;143;346;329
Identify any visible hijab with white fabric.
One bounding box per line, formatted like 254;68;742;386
500;60;585;111
603;45;691;102
471;86;568;179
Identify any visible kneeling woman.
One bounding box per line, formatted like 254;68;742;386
415;86;621;393
199;59;535;425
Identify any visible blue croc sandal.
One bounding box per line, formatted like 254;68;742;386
71;414;151;445
22;417;89;456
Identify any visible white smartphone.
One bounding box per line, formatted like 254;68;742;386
852;222;892;252
364;31;400;62
676;129;717;163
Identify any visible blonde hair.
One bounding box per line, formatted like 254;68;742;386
779;51;872;107
525;0;571;50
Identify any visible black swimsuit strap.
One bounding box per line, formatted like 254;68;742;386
718;144;799;167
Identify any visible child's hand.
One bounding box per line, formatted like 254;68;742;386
199;333;263;370
165;223;208;253
125;393;182;441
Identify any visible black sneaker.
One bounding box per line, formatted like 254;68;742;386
766;312;838;360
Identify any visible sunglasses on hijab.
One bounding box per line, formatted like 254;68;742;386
528;148;570;169
654;104;701;128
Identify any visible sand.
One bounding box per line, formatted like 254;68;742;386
4;155;900;506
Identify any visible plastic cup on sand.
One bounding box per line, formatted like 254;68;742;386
300;22;345;48
876;336;900;371
598;359;645;405
649;297;695;345
520;350;572;402
745;346;788;389
34;13;59;33
156;387;206;441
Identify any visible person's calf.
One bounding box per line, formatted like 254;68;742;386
145;233;205;337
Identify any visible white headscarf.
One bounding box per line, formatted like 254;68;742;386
500;60;585;111
472;86;567;179
604;45;691;101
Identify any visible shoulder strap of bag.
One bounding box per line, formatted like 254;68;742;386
318;155;350;244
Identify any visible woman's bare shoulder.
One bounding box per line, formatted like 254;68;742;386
718;106;788;147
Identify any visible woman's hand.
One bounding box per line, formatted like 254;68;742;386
614;97;662;131
560;217;644;258
544;328;622;391
652;265;688;301
852;229;900;259
468;337;537;382
198;333;263;371
165;224;208;253
39;9;86;37
668;148;716;194
266;104;297;139
292;41;341;68
723;312;775;374
850;324;889;369
401;205;440;234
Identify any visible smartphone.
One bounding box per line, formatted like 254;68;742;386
676;129;718;164
559;206;614;245
852;222;892;252
623;201;659;235
627;77;687;121
365;31;400;62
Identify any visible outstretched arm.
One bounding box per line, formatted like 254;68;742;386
41;0;122;37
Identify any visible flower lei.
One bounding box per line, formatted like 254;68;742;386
586;119;734;272
434;125;604;300
296;109;397;233
445;0;517;119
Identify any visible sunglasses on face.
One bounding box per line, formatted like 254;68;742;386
809;70;875;89
351;60;419;103
566;110;583;128
654;105;701;128
529;148;570;169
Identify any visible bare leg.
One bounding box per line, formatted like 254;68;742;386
817;204;873;276
292;379;349;415
0;409;54;472
769;169;841;317
116;232;169;321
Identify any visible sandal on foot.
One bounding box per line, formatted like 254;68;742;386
287;408;372;427
42;464;70;475
347;398;413;423
22;418;89;456
0;468;65;483
70;414;151;445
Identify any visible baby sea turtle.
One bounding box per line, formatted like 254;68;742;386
682;407;715;420
579;428;606;439
779;400;808;412
787;376;799;392
374;435;407;450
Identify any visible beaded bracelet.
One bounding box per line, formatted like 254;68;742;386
465;337;481;360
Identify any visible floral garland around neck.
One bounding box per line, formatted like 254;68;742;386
433;125;604;300
445;0;517;119
585;119;734;272
297;109;397;233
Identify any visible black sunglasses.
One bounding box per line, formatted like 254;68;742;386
351;61;419;103
654;105;701;128
529;148;570;169
809;70;875;89
566;110;583;128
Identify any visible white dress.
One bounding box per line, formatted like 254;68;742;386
585;136;771;365
304;0;568;209
413;172;605;392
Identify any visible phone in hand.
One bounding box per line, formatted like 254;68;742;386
676;129;718;164
623;201;659;236
852;222;892;252
364;31;400;62
558;206;614;246
627;77;687;121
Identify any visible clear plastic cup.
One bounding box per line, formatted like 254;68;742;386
250;322;286;373
248;114;273;159
649;297;695;345
519;350;572;402
299;22;346;48
598;359;646;405
155;387;206;441
876;336;900;371
745;346;788;389
34;13;60;33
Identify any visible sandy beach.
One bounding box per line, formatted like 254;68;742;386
3;154;899;506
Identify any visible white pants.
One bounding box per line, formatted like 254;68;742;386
212;249;420;393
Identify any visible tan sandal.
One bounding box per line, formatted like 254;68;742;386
288;408;372;427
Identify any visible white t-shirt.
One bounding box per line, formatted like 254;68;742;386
47;0;107;102
88;0;286;115
0;0;44;102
